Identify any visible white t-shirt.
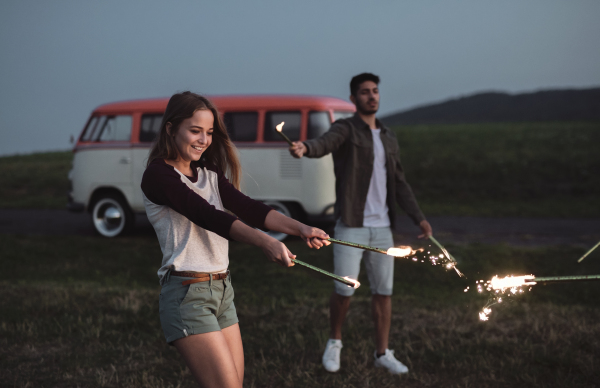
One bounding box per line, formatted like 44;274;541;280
363;128;390;227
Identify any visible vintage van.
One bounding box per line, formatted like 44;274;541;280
68;95;355;239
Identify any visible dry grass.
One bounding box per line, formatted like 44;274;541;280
1;235;599;387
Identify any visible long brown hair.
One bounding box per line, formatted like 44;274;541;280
147;91;241;189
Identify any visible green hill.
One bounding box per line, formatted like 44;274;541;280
382;87;600;125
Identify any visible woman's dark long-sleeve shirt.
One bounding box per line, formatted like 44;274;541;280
142;158;272;284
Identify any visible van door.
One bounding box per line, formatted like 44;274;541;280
84;115;134;205
131;113;163;211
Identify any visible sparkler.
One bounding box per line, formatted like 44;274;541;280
327;238;413;257
291;258;360;288
275;121;294;146
327;237;463;276
491;273;600;287
476;273;600;321
427;235;464;277
577;240;600;263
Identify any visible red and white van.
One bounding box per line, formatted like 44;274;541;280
68;95;355;238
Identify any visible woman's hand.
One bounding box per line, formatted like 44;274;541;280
298;225;331;249
261;238;296;267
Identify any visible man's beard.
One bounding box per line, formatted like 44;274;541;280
357;99;378;115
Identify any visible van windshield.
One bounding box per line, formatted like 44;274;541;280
80;115;132;142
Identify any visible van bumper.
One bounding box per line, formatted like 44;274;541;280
67;191;85;212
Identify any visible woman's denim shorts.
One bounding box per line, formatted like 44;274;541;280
159;272;238;344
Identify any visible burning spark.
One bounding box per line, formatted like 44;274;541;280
276;122;285;132
472;273;600;322
343;276;361;289
479;308;491;321
327;238;460;276
490;275;536;290
386;246;413;257
470;275;534;323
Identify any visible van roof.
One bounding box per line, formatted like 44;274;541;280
94;95;356;114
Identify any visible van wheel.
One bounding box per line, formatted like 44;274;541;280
262;201;294;241
91;194;134;237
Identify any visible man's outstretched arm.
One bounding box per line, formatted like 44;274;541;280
288;122;349;159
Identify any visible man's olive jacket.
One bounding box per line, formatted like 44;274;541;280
303;113;425;229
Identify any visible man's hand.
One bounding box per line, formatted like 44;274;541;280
289;141;307;159
418;220;433;239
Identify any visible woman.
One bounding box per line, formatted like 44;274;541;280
141;91;330;388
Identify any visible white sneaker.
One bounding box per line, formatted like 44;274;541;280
373;349;409;374
322;339;343;372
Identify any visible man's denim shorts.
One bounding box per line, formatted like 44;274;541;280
333;220;395;297
159;272;238;344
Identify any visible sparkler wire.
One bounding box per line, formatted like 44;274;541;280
291;258;358;287
327;238;387;254
533;274;600;283
577;241;600;263
428;235;457;263
275;124;294;146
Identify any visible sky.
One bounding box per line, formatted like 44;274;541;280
1;0;599;156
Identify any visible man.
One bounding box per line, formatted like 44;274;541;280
289;73;432;374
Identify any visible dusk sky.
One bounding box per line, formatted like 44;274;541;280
1;0;599;155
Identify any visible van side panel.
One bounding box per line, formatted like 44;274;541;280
71;147;134;208
237;146;335;214
301;154;336;214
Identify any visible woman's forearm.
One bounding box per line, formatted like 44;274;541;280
263;209;306;236
229;219;273;248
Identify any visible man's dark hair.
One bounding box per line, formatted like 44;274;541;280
350;73;380;96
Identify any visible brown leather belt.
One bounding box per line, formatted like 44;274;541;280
171;270;230;286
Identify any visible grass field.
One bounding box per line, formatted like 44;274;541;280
0;151;72;209
1;121;599;216
393;122;600;217
1;234;599;387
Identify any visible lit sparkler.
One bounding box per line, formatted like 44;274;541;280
327;238;414;257
291;258;360;288
577;240;600;263
476;273;600;321
275;121;294;146
427;235;464;277
327;237;463;277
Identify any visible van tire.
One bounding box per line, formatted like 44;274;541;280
90;194;135;237
261;201;296;241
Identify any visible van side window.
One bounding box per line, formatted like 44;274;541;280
307;111;331;139
223;112;258;141
91;115;132;142
264;111;301;142
140;114;163;143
